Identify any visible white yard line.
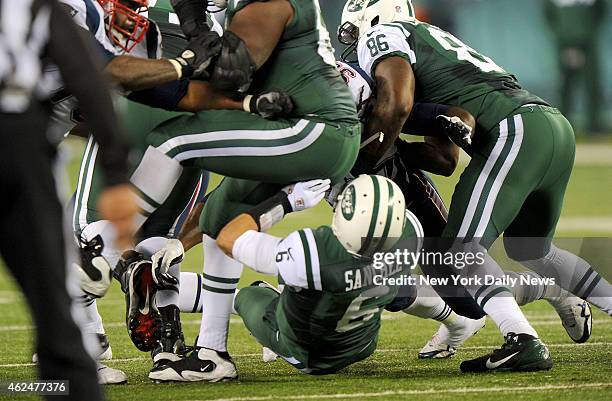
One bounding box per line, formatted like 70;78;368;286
556;217;612;233
194;383;612;401
1;315;610;332
1;342;610;369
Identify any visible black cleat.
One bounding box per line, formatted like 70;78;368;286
117;251;161;352
151;305;187;368
460;333;553;373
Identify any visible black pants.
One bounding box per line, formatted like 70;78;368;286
0;108;103;401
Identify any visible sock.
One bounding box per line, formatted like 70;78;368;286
77;295;105;335
136;237;180;309
403;280;465;331
130;146;183;231
466;252;538;338
504;271;564;306
520;245;612;315
178;272;204;313
197;235;243;352
402;281;452;320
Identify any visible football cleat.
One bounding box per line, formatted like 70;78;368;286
419;317;486;359
97;363;127;385
149;347;237;382
548;292;592;343
262;347;278;363
117;251;161;352
460;333;553;373
75;234;113;298
151;305;187;368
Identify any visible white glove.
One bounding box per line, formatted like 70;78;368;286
75;234;112;298
74;256;112;298
283;179;331;211
150;239;184;287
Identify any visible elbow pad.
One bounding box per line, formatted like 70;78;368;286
232;231;280;276
210;31;257;92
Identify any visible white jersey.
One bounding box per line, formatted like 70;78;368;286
335;60;373;120
45;0;163;140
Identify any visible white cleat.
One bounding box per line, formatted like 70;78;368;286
419;317;486;359
548;292;592;343
97;363;127;384
262;347;278;363
149;347;237;382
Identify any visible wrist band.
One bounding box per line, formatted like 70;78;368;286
168;59;183;79
242;95;253;113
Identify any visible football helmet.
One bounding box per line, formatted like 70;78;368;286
332;175;406;258
98;0;150;52
338;0;416;61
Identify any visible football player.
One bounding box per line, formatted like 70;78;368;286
116;0;362;380
151;175;426;379
338;0;611;372
49;0;293;383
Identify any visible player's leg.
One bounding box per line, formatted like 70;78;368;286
503;110;611;321
443;111;554;372
130;110;360;230
399;280;485;359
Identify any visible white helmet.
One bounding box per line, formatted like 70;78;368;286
332;175;406;258
338;0;416;48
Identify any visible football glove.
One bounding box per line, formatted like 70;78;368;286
75;235;113;298
170;0;211;39
150;239;183;288
243;91;294;119
283;179;331;212
436;114;473;150
209;31;257;92
170;31;222;79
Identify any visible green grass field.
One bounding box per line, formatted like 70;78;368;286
0;142;611;400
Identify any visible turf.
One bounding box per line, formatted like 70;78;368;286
0;143;611;400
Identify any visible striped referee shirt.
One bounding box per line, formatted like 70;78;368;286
0;0;51;113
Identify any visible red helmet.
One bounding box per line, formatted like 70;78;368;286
98;0;150;52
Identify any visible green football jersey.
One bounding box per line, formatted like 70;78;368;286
225;0;358;125
273;211;422;371
357;20;549;134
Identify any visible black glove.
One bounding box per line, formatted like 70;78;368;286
244;91;294;119
210;31;257;92
170;0;211;39
171;31;222;79
436;114;473;152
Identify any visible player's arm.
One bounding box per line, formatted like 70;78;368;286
397;106;476;176
228;0;293;68
206;0;294;91
105;55;184;91
151;179;330;281
216;179;330;256
363;56;416;162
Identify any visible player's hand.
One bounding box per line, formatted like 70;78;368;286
436;114;473;150
172;31;222;79
150;239;183;288
97;184;138;249
283;179;331;212
246;91;294;119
